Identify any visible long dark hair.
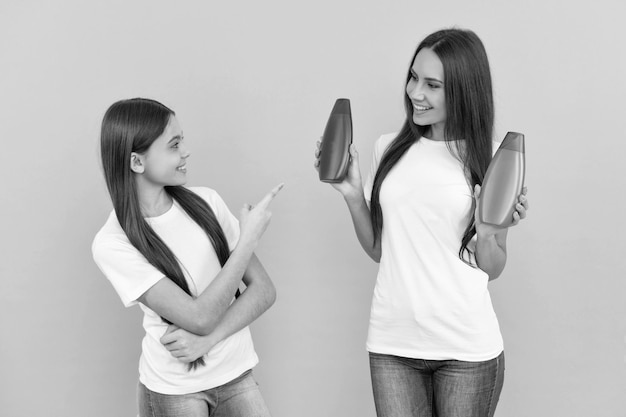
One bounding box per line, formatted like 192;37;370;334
100;98;231;370
370;28;494;263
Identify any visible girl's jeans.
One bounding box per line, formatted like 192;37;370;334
369;351;505;417
138;369;271;417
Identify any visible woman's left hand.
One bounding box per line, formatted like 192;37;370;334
160;324;213;363
474;185;528;236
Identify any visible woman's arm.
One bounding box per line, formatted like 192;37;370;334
315;143;381;262
475;228;509;281
343;192;381;262
474;185;528;280
159;254;276;362
138;184;283;335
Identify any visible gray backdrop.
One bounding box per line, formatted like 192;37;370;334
1;0;625;416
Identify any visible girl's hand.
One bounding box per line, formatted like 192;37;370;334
314;141;364;200
160;324;214;363
238;183;284;246
474;185;528;236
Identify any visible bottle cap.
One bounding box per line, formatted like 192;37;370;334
501;132;525;153
332;98;351;115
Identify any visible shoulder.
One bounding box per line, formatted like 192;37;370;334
186;186;219;202
376;132;398;149
373;132;399;157
91;211;135;261
185;186;233;218
185;186;229;209
92;211;125;246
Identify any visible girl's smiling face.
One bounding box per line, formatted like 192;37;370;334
133;115;190;188
406;47;446;140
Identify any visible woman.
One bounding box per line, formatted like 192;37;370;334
92;98;281;416
315;29;528;416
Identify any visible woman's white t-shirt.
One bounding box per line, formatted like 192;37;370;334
363;133;503;362
92;187;258;394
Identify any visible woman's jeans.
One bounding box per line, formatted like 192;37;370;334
369;351;505;417
138;369;271;417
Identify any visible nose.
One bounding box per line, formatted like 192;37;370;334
407;81;426;101
409;88;426;102
180;143;191;159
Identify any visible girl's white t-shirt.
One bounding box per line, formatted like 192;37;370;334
363;133;503;361
92;187;258;394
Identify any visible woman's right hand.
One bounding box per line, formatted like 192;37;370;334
314;141;364;200
160;324;214;363
238;183;284;247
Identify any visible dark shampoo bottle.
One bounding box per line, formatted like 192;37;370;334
319;98;352;183
478;132;526;227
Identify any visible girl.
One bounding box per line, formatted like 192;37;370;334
315;29;528;417
93;98;281;416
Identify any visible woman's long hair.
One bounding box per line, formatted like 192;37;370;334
370;28;494;263
100;98;231;370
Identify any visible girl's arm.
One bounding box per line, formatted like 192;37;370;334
137;184;282;336
474;185;528;280
315;143;381;262
159;254;276;362
343;192;381;262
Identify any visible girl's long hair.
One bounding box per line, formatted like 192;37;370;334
100;98;231;370
370;28;494;263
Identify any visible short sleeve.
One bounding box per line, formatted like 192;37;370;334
363;133;397;207
189;187;240;251
92;234;165;308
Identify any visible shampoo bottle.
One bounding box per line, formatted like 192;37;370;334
319;98;352;183
478;131;525;227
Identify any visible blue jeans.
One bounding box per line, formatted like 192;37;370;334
138;370;271;417
369;351;504;417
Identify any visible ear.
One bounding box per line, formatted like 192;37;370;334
130;152;145;174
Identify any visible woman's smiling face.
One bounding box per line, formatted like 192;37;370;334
406;47;446;139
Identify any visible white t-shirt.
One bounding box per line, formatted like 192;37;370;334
92;187;258;395
363;133;503;362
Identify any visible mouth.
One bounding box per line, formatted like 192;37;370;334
413;104;433;112
176;163;187;173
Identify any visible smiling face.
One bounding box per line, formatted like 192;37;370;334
406;47;446;140
131;115;190;189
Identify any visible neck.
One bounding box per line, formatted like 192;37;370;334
426;123;446;141
135;178;173;217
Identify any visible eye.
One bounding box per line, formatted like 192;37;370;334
171;136;184;149
428;83;440;89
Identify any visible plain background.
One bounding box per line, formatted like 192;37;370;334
1;0;625;416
